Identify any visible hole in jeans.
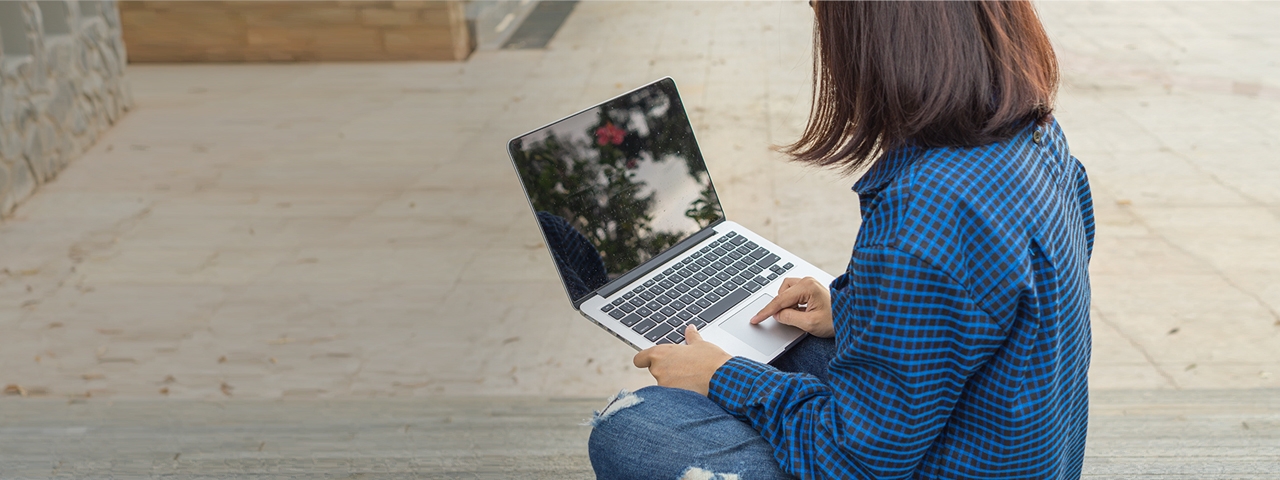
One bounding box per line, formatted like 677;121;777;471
585;389;643;427
680;466;741;480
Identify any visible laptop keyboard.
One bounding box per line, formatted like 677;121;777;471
600;232;794;345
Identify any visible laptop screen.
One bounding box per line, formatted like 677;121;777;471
509;78;724;303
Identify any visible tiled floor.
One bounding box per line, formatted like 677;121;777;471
0;1;1277;401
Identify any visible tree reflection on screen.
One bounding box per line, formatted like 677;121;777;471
512;83;723;284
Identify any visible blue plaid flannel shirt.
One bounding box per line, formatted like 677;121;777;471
709;119;1094;479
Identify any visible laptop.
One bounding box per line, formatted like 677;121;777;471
507;77;835;364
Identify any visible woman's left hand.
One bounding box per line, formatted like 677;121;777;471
633;325;734;396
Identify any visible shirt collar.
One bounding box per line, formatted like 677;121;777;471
852;143;923;196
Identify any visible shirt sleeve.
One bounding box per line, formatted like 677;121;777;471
708;245;1005;479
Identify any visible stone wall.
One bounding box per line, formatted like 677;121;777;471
0;0;133;217
119;1;472;62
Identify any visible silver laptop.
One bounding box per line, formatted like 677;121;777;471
507;77;834;364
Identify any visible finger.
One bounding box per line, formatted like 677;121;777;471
751;288;804;324
775;277;802;297
684;324;703;343
633;348;653;369
774;307;811;328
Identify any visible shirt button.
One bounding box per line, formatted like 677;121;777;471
1033;130;1043;144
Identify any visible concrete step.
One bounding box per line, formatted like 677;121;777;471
1;389;1277;478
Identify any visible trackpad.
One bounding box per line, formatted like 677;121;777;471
718;294;804;355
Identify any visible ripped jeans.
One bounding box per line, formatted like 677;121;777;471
588;334;837;480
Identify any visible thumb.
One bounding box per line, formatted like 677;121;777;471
684;324;703;343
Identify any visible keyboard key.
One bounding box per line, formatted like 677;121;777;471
608;309;625;319
623;291;636;300
658;279;675;289
619;313;640;330
629;298;646;309
643;279;656;288
749;247;769;260
695;258;711;267
652;312;668;323
736;246;754;256
697;283;715;293
705;292;721;303
783;262;794;270
640;290;657;301
729;235;747;245
660;306;677;316
645;324;674;343
656;338;673;345
713;247;729;256
691;319;708;329
753;276;770;286
725;232;738;238
665;316;685;327
770;265;785;274
636;307;653;317
619;303;636;313
700;245;713;253
745;282;762;293
688;304;704;314
670;300;687;309
695;298;713;308
699;289;751;322
693;272;709;282
708;276;724;287
725;266;740;276
677;311;693;321
732;260;750;270
665;331;685;344
713;286;731;296
663;267;676;275
673;283;692;293
689;288;707;299
644;301;661;312
611;298;626;307
767;272;779;280
602;303;615;313
744;240;758;250
632;319;657;334
757;253;781;267
656;294;674;304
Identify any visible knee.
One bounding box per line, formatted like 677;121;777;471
588;387;687;476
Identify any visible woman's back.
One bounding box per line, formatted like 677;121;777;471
838;118;1093;477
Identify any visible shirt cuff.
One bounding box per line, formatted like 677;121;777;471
708;355;775;416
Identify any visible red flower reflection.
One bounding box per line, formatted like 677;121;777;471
595;122;626;146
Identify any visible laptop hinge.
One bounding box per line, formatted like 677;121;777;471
574;219;724;309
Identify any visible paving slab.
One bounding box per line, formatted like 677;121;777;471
0;1;1277;403
0;389;1277;478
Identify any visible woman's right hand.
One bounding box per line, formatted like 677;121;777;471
750;277;835;338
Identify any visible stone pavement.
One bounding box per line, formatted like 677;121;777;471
1;389;1278;478
3;1;1280;477
0;0;1276;403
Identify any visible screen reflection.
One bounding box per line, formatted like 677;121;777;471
510;79;724;302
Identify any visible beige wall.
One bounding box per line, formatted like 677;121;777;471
119;1;472;62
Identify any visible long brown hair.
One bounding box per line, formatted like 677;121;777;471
784;1;1059;173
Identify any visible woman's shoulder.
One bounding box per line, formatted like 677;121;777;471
860;123;1078;295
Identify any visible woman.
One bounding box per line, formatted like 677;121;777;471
589;2;1093;479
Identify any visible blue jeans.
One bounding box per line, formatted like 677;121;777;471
588;335;837;480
